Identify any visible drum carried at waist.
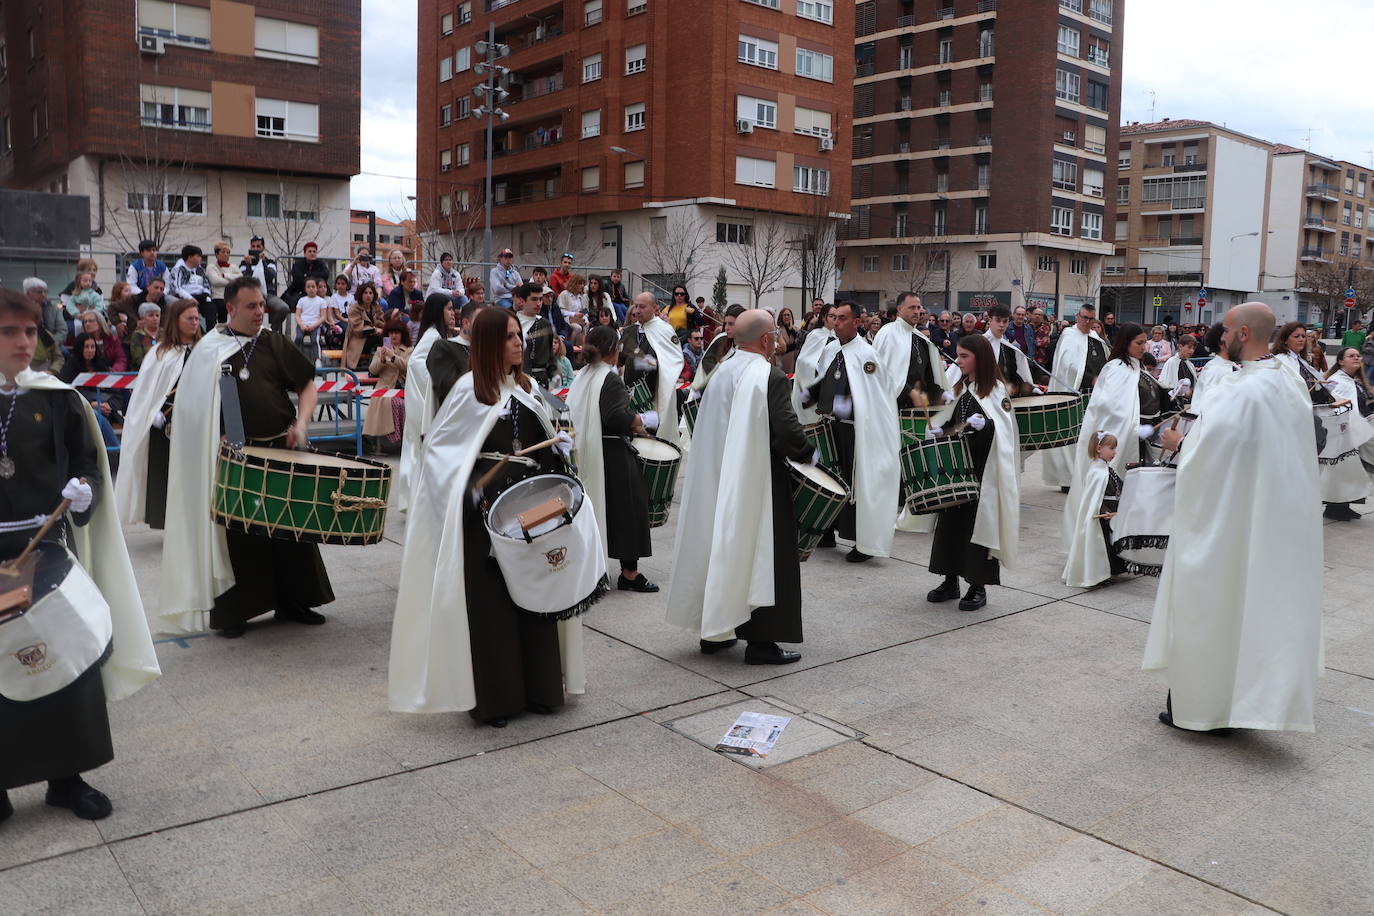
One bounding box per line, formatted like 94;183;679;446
899;434;980;515
484;474;609;619
1011;392;1085;450
627;379;656;415
803;418;843;480
898;406;940;443
1110;464;1176;576
682;397;700;435
788;461;850;562
630;435;683;528
212;443;392;546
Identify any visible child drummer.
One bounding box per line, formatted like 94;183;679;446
1061;431;1127;588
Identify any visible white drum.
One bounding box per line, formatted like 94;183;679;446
1316;402;1374;503
0;543;113;702
1110;465;1177;576
485;474;609;619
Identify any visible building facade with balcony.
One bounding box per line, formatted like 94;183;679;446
838;0;1121;318
0;0;360;278
417;0;853;311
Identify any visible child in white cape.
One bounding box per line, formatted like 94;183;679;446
1061;431;1127;587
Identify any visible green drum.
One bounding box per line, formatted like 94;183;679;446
1011;391;1085;450
212;443;392;545
630;435;682;528
803;419;842;479
683;397;699;435
899;435;980;515
898;407;939;443
788;460;850;562
628;379;655;414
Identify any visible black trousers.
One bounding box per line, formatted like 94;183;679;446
830;420;858;540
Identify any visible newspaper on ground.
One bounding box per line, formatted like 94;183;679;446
714;711;792;758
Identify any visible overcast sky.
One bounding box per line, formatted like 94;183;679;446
349;0;1374;214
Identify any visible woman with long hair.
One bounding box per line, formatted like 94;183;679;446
364;317;413;449
585;275;611;323
568;325;657;593
775;307;800;373
379;249;409;297
343;281;385;369
1273;321;1333;402
925;333;1019;611
397;293;457;513
78;310;127;372
116;299;202;528
1304;327;1329;372
1316;346;1374;520
389;308;588;727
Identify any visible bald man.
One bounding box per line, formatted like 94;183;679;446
1144;303;1323;732
667;309;814;665
619;292;685;444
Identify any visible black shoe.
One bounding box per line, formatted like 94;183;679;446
45;777;112;820
845;548;872;563
216;623;248;639
1324;504;1361;521
926;577;960;603
1060;486;1071;494
275;604;327;625
958;585;987;612
699;638;738;655
526;702;556;715
0;790;12;825
617;574;660;593
745;642;802;665
817;533;836;549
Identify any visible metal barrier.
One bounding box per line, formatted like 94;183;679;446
72;371;137;458
312;367;364;456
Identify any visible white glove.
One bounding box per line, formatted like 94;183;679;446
810;449;822;466
152;411;167;429
1170;379;1192;399
640;410;660;431
554;430;574;457
1137;424;1156;440
926;426;944;439
967;414;986;431
832;395;853;420
1033;385;1047;395
62;477;93;513
940;390;955;404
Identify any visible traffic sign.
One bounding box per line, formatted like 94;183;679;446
1347;287;1357;298
1152;296;1163;308
1346;297;1357;309
1198;288;1208;300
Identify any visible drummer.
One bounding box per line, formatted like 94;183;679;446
0;289;160;824
792;302;840;426
1041;304;1108;491
398;293;456;514
873;292;953;412
666;310;814;664
428;298;478;407
1157;333;1197;399
620;292;685;445
983;305;1046;395
568;326;658;592
1313;347;1373;521
158;276;335;638
390;307;586;726
692;304;746;392
924;334;1020;611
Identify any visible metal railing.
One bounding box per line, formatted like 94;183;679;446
1307;183;1339;196
312;367;364;456
976;0;998;10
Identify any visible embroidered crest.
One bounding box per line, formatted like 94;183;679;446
545;547;568;571
33;413;43;422
1002;397;1012;411
863;361;877;374
15;642;50;672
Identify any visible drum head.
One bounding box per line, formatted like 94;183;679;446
630;436;682;461
240;445;384;471
788;460;847;494
487;474;586;540
1011;393;1078;408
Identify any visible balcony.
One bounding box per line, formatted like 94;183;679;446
1060;0;1082;10
1087;47;1110;68
896;14;916;26
1306;183;1339;200
519;70;565;101
1301;247;1330;262
1087;1;1113;25
975;133;993;146
1172;161;1207;173
932;138;952;150
856;61;876;77
1305;216;1337;233
1170;236;1203;246
977;0;998;10
977;40;995;57
1103;265;1126;275
936;7;955;19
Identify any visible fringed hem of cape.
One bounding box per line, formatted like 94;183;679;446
1122;559;1163;577
1319;448;1360;465
1114;534;1171;552
516;574;609;621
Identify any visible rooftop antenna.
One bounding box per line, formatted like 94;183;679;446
1148;89;1156;122
1291;128;1313;149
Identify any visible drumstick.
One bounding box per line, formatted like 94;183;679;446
1092;512;1117;520
0;498;73;576
470;436;563;498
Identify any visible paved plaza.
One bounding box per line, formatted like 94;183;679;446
3;450;1373;915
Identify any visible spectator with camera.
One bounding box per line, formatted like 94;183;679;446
343;247;383;295
240;236;291;332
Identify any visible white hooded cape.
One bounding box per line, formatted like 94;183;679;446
665;352;776;639
928;380;1020;568
398;325;442;514
984;332;1034;386
1157;353;1193;390
1315;370;1373;503
636;316;684;446
114;344;189;525
1143;358;1323;731
388;373;585;713
1061;358;1145;546
158;329;244;634
1192;355;1235;411
873;319;952;402
1061;458;1112;587
791;330;841;426
18;371;160;700
831;336;900;557
567;362;613;547
1042;327;1103;487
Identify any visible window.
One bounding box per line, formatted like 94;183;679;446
743;0;781;7
737;95;777;129
440;148;452;171
1083;167;1104;197
127;175;206;214
738;35;779;69
793;165;830;195
1037;255;1057;272
246;191;281;219
979;80;993;102
862;256;879;272
624;160;645;188
625;43;646;75
1161;148;1176;167
1055;69;1080;104
255;17;318;64
1088;0;1112;25
898;44;913;69
1115;218;1128;240
977;162;991;189
459;1;472;23
456;189;471;210
1087;38;1110;68
31;105;41;140
583;0;603;25
797;0;833;24
978;28;994;57
439;57;453;81
441;12;453;34
1082;211;1102;240
581;109;601;138
457;142;470;165
973;205;988;234
932;207;946;236
1340;233;1351;257
892;254;910;271
1116;180;1129;203
1084;124;1106;154
978;251;997;270
456;97;471;119
1085;81;1108;111
717;220;753;244
138;1;211;47
0;116;9;154
140;84;211;131
935;170;949;193
1361;175;1369;198
439;104;452;127
937;37;953;64
0;42;7;82
795;48;833;81
1052;159;1077;191
255;98;319;141
1357;206;1365;230
582;53;602;82
1342;204;1352;226
627;0;648;14
439;194;452;216
455;46;471;72
1141;175;1206;208
624;102;645;132
1051;206;1074;236
735;155;776;188
581;166;600;191
1057;25;1079;56
895;212;908;236
1070;258;1087;275
1118;149;1131;168
794;106;832;137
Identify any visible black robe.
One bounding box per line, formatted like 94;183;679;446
897;331;942;410
596;373;652;565
519;314;559;387
698;335;734;381
620;324;659;400
1080;338;1108;393
1100;466;1126;576
427;337;470;410
0;388;112;789
210;331;335;628
810;347;858;538
463;397;568;720
929;390;999;586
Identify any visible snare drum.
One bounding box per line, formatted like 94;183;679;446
1110;465;1176;576
628;379;655;414
900;435;981;515
898;407;939;443
630;435;683;528
212;443;392;546
682;398;700;435
803;419;842;477
1011;392;1085;450
788;461;851;561
485;474;609;618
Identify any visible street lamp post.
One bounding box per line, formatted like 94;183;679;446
472;27;511;269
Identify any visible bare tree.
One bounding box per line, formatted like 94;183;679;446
103;128;201;255
1298;261;1351;330
1072;261;1103;306
529;217;599;270
791;195;839;303
636;209;714;292
720;214;791;309
422;184;487;273
895;238;966;311
249;178;336;263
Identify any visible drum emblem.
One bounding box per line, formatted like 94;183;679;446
544;547;568;571
15;642;51;672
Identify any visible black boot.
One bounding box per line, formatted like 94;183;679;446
699;638;738;655
45;776;112;820
926;577;960;603
1324;503;1361;521
744;641;802;665
845;548;873;563
276;603;327;625
216;623;248;639
958;584;987;612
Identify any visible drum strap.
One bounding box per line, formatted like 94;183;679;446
219;363;247;448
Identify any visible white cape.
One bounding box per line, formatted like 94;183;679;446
873;319;952;402
984;332;1034;386
835;336;900;557
1062;359;1144;546
929;381;1020;567
158;330;244;634
1143;358;1323;731
637;316;684;446
791;330;840;426
114;344;188;525
1192;355;1235;412
1316;371;1374;503
1042;327;1103;487
18;371;160;701
665;352;775;639
1061;458;1112;587
1158;353;1193;390
567;362;613;547
398;325;442;514
388;374;585;713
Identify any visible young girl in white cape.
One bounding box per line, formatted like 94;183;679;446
1061;431;1127;587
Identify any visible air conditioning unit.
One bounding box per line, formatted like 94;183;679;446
819;135;835;152
138;34;166;56
736;119;754;134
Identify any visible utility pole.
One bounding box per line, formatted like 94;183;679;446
472;25;510;269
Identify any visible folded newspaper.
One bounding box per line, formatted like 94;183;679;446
715;711;792;758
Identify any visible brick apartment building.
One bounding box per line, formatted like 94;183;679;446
418;0;852;312
0;0;360;284
839;0;1122;319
